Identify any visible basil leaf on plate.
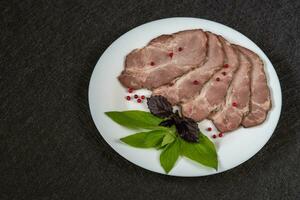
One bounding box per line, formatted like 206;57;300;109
180;134;218;170
120;130;166;148
174;115;199;142
159;118;175;127
105;110;164;129
147;96;173;118
161;133;175;147
160;138;180;173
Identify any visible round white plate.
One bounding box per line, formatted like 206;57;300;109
88;17;282;177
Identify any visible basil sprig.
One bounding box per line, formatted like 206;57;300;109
105;110;218;173
147;96;200;142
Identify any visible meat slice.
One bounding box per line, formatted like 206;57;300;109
181;39;239;121
118;29;207;89
238;46;272;127
210;48;251;132
152;32;225;105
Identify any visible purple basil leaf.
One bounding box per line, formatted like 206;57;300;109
147;95;173;118
174;117;199;143
159;119;175;127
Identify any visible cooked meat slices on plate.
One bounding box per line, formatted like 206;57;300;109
181;38;239;121
152;32;225;104
118;29;272;132
238;46;272;127
210;48;251;132
118;29;207;89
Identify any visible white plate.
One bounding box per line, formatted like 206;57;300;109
88;17;282;177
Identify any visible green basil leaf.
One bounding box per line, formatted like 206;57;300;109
105;110;164;129
161;134;175;147
180;134;218;170
160;138;180;173
120;130;166;148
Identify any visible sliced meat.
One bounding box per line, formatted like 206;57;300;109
118;29;207;89
238;46;272;127
181;39;239;121
152;32;225;104
210;48;251;132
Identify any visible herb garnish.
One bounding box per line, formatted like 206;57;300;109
146;95;173;118
105;95;218;173
147;96;199;142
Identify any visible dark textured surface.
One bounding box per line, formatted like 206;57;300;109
1;0;299;199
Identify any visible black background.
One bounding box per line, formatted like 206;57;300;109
1;0;300;199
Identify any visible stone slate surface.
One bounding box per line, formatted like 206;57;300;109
0;0;299;199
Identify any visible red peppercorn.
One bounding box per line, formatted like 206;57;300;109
232;102;238;107
207;127;212;131
178;47;183;51
222;71;226;76
134;94;138;99
193;80;199;85
218;133;224;137
216;77;220;81
137;99;142;103
128;88;133;93
150;61;155;66
126;96;131;101
141;95;145;99
223;64;229;68
168;52;173;58
212;134;217;139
